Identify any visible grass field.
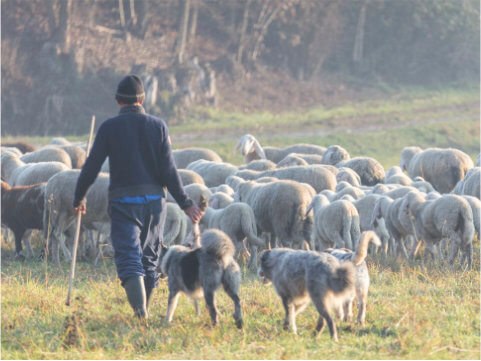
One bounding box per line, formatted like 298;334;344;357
1;237;480;360
1;87;480;359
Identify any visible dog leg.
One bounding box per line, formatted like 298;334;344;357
165;291;181;323
343;300;353;323
222;265;243;329
281;297;294;333
314;315;325;336
204;290;219;326
357;293;367;326
193;299;201;317
313;302;338;342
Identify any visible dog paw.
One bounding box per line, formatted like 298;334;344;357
235;318;243;329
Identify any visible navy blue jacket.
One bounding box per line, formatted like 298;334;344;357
73;105;193;209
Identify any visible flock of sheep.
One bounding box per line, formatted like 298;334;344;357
1;133;480;272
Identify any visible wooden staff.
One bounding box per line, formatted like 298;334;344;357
66;115;96;306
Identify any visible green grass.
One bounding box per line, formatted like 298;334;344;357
1;237;480;360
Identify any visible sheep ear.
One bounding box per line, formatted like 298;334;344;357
302;241;311;251
233;137;243;155
253;138;266;159
305;202;314;216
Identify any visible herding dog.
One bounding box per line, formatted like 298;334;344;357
259;248;355;341
158;228;243;329
323;230;381;326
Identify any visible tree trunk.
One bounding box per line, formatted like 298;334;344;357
177;0;191;64
237;0;251;64
47;0;59;37
353;1;367;66
129;0;137;26
58;0;72;52
118;0;126;28
189;0;199;41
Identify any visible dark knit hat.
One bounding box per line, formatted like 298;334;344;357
115;75;145;104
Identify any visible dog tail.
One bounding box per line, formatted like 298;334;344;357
351;231;381;266
329;262;355;294
201;229;235;263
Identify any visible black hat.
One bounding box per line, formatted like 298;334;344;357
115;75;145;104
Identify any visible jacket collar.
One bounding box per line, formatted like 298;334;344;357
119;105;146;114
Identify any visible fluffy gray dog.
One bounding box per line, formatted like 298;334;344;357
259;248;355;341
158;229;243;329
324;230;380;326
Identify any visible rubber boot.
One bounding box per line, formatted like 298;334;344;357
123;276;148;319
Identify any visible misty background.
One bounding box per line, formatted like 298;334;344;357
1;0;479;136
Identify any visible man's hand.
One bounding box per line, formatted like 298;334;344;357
73;200;87;215
184;203;204;224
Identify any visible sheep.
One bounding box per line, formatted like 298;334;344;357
2;141;35;153
234;134;326;163
276;154;308;168
209;184;234;196
200;203;266;270
237;159;276;171
337;157;385;186
306;194;360;250
50;137;72;146
209;192;234;209
383;186;419;200
321;145;350;165
400;146;422;172
172;148;222;169
411;178;435;193
385;166;404;179
167;183;212;207
462;195;480;239
385;172;412;186
401;147;474;193
398;191;475;268
1;181;45;259
234;179;313;249
55;145;87;169
163;203;187;246
177;169;205;186
336;167;361;187
1;147;22;157
1;151;69;186
21;147;72;168
225;175;245;192
235;165;337;193
44;170;110;264
462;167;480;199
371;195;413;259
186;159;238;187
332;184;365;201
276;153;324;168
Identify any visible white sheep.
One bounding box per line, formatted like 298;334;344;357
21;146;72;168
237;159;276;171
163;203;188;245
172;147;222;169
401;147;474;193
234;179;313;249
43;170;110;264
306;194;360;250
321;145;350;165
177;169;205;186
167;183;212;207
337;157;385;186
398;191;475;268
209;184;235;197
234;134;325;163
336;167;361;187
186;159;238;187
209;192;234;209
1;151;69;186
200;203;266;270
235;165;337;193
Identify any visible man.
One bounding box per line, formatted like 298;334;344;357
73;74;202;319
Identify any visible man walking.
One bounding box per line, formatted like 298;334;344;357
73;75;202;319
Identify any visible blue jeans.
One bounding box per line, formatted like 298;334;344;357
109;198;166;289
